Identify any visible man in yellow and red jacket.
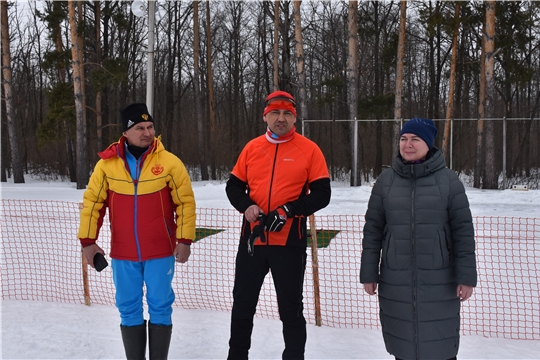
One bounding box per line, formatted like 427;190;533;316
78;103;196;360
226;91;331;359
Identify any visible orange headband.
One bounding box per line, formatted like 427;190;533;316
263;99;297;117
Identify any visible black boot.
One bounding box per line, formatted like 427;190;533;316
120;321;147;360
148;322;172;360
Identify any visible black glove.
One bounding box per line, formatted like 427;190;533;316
265;204;292;232
247;214;267;256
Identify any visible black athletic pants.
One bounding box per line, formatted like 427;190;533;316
227;244;307;360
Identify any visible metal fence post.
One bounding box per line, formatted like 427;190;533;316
502;116;507;188
450;118;454;170
353;117;358;186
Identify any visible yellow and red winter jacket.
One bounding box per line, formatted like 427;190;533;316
226;132;331;247
78;136;196;261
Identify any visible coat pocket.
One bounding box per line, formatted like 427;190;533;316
381;226;393;269
435;225;452;268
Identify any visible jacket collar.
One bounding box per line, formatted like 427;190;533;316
98;136;160;160
393;147;446;179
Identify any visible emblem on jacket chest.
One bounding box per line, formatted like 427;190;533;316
151;164;164;175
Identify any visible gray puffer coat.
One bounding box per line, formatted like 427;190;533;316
360;148;476;360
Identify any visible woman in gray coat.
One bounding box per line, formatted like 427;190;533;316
360;118;477;360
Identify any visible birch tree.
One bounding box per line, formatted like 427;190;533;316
1;0;24;183
347;0;359;186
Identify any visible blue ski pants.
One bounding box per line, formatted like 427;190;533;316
112;256;175;326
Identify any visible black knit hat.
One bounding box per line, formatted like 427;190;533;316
400;118;438;149
120;103;153;132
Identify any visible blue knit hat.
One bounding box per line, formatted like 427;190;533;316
400;118;438;149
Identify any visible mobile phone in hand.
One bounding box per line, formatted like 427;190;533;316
93;252;108;272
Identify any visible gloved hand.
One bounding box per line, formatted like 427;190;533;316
265;204;292;232
247;213;267;256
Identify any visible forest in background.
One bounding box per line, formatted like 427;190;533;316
1;1;540;189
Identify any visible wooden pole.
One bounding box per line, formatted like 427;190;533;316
79;203;91;306
309;214;322;326
82;250;91;306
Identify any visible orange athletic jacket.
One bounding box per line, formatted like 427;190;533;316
78;136;196;261
226;132;331;247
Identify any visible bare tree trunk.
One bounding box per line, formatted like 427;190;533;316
163;3;177;151
279;2;292;93
474;20;486;189
442;2;460;164
95;1;103;154
372;1;380;97
484;1;498;189
228;2;242;152
1;119;7;181
55;2;76;182
261;2;271;95
518;90;540;178
347;1;359;186
206;2;216;180
293;0;308;136
193;1;208;180
1;0;24;183
273;0;280;91
393;1;407;157
69;0;88;189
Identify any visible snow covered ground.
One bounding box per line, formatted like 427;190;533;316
1;177;539;359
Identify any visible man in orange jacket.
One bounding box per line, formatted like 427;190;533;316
79;103;196;360
226;91;331;359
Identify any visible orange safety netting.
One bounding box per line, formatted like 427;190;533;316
1;200;539;340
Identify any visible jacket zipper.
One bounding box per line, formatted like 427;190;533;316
134;157;142;262
411;165;419;359
265;144;280;245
